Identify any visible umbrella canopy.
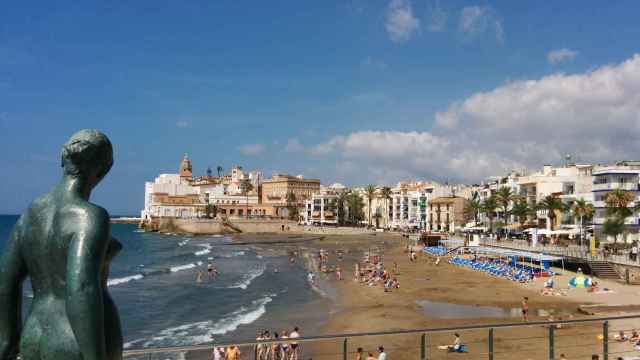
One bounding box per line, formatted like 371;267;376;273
569;275;592;288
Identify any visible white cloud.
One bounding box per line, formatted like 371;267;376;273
176;121;191;128
548;48;579;64
285;138;304;153
311;54;640;183
426;0;447;32
238;143;265;156
458;6;503;42
385;0;420;43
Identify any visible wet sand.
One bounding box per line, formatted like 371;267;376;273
298;234;640;360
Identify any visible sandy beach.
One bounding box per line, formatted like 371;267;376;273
294;233;640;360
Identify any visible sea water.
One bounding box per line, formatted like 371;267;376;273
0;215;327;349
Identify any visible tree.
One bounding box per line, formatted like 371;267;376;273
603;189;635;243
481;196;498;233
539;195;567;231
373;208;382;229
239;179;254;219
216;166;223;178
365;185;377;227
380;187;393;227
572;198;595;247
285;191;299;221
464;198;482;225
336;191;349;225
346;192;365;225
495;187;515;226
510;199;530;227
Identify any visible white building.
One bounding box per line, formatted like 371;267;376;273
303;183;346;225
592;164;640;243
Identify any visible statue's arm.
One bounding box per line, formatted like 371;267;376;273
65;208;110;360
0;219;27;360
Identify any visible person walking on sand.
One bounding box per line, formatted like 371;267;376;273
377;346;387;360
522;297;529;322
336;265;343;280
289;327;300;360
365;353;376;360
355;347;364;360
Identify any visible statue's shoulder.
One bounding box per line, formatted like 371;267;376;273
66;202;110;230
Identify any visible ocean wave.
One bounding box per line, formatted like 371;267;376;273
170;262;203;273
194;244;212;256
127;294;275;348
219;251;246;258
107;274;144;287
228;264;265;290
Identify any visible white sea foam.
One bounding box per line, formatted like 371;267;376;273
135;294;275;347
194;244;212;256
219;251;245;258
170;262;203;273
107;274;144;286
229;264;265;290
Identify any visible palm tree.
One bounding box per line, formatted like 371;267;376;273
285;191;298;221
572;198;595;248
239;179;253;219
464;198;482;225
539;195;567;231
481;196;498;233
365;185;377;227
336;191;349;225
605;189;635;219
380;187;393;227
346;192;365;225
216;166;223;178
510;199;530;227
495;187;515;226
603;189;635;243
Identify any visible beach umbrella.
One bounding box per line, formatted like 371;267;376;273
569;275;592;288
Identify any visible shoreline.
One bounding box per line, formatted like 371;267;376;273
300;234;640;360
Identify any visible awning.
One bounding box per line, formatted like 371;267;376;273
469;246;564;261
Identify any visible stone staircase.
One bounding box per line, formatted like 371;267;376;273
589;261;621;280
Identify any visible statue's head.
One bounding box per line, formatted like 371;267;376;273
61;129;113;188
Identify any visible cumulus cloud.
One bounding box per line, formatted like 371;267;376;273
548;48;579;64
285;138;304;153
385;0;420;43
238;143;265;156
459;6;503;42
426;0;447;32
310;54;640;183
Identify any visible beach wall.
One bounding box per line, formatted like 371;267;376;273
154;218;382;236
157;218;298;234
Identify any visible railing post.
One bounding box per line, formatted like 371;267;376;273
488;328;494;360
549;326;555;360
421;333;427;360
343;337;348;360
603;321;609;360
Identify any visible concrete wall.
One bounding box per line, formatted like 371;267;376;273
158;218;298;234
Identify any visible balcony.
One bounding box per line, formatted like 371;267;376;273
593;216;639;225
592;182;638;192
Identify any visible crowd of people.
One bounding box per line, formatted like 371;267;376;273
353;345;387;360
253;326;301;360
209;345;242;360
353;251;400;292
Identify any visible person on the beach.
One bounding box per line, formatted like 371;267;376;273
289;327;300;360
281;330;290;359
365;353;376;360
256;331;266;360
225;345;240;360
448;333;462;352
355;347;364;360
270;332;280;360
336;265;343;280
307;272;315;285
377;346;387;360
559;354;567;360
521;297;529;322
263;331;272;360
196;269;204;283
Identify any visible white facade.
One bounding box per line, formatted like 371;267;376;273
592;167;640;243
141;173;202;219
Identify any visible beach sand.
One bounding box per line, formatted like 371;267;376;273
296;234;640;360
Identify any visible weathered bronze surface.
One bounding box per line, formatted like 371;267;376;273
0;129;122;360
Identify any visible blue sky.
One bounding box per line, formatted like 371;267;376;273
2;0;640;214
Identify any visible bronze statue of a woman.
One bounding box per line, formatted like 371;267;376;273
0;129;123;360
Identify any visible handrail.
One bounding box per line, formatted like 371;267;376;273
123;313;640;357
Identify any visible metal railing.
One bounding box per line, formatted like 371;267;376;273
481;238;640;267
122;314;640;360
